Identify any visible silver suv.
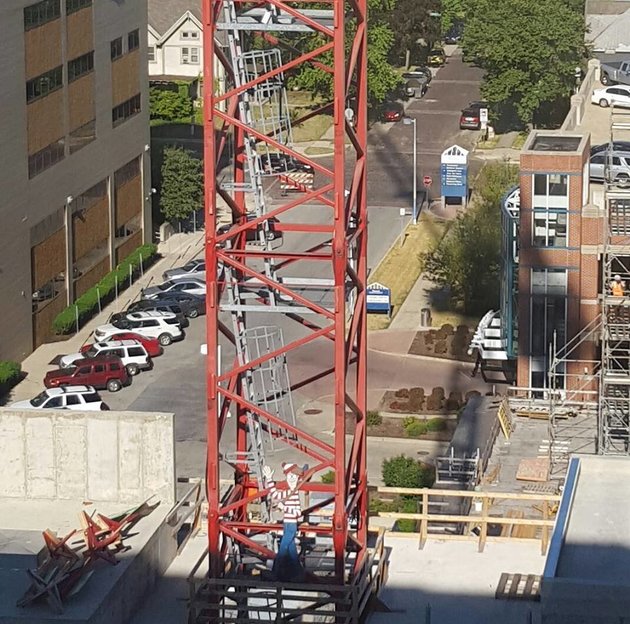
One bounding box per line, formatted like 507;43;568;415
590;151;630;187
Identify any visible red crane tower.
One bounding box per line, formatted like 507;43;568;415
193;0;377;619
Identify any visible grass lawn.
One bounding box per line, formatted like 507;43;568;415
292;114;332;143
366;214;447;331
305;146;333;156
476;135;500;150
512;132;528;150
430;309;481;330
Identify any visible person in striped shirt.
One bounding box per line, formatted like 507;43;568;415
262;462;308;581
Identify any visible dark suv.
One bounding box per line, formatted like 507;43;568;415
44;355;130;392
121;300;191;325
130;292;205;318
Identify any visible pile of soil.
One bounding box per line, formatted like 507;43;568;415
408;324;475;362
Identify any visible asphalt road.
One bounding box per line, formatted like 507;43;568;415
104;49;486;481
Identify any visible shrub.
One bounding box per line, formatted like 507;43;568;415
389;401;409;411
366;410;383;426
395;518;418;532
456;324;469;335
435;328;448;340
426;417;447;432
432;387;445;400
434;340;447;355
446;391;463;411
382;455;434;488
423;332;434;345
404;419;428;437
465;390;481;402
402;416;416;428
409;387;424;410
0;361;21;394
441;323;454;335
320;470;335;484
52;244;159;334
395;388;410;399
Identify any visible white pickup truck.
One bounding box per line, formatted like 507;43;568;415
600;59;630;86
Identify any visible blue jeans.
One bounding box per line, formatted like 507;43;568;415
272;521;304;582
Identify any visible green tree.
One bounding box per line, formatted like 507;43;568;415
159;147;203;223
422;161;518;315
387;0;441;67
289;0;401;108
441;0;465;33
382;455;435;488
461;0;586;127
150;86;193;122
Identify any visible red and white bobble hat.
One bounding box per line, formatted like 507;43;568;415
282;462;302;477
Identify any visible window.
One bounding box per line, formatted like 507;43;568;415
181;31;200;40
66;0;91;15
94;364;105;373
532;173;569;247
115;157;140;186
128;29;139;52
84;392;100;403
128;347;144;357
66;395;80;406
148;46;156;63
24;0;60;31
46;397;63;408
533;211;568;247
78;366;91;375
68;51;94;82
141;320;158;328
110;363;121;371
181;47;200;64
112;94;141;127
26;66;63;103
111;37;123;61
28;138;65;178
69;119;96;154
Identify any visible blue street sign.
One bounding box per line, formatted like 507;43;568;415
366;282;391;315
440;163;468;198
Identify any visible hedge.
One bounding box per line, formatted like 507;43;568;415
0;361;22;395
52;244;159;335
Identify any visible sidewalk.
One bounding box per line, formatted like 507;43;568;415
10;231;205;403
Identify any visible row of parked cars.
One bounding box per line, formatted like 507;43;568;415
11;258;208;412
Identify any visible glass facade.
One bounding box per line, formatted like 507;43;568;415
532;173;569;247
501;186;520;358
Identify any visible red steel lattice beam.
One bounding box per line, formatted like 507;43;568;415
203;0;368;582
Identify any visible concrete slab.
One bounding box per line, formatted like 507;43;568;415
370;538;545;624
0;499;175;624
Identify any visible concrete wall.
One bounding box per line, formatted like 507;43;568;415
0;409;175;506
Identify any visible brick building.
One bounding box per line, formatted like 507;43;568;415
0;0;151;360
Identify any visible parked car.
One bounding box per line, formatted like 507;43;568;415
60;340;151;376
600;58;630;86
81;332;163;358
459;107;481;130
44;355;130;392
381;101;404;122
590;151;630;187
217;216;281;243
591;141;630;155
162;258;205;282
128;293;205;318
95;311;184;346
444;22;464;44
405;77;429;99
427;48;446;67
142;278;206;300
112;302;188;329
11;385;109;411
592;85;630;109
402;66;432;83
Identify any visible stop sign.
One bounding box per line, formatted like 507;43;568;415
423;175;432;188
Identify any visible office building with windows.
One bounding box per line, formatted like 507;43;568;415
0;0;151;359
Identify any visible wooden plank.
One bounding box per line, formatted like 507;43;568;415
495;573;509;599
497;397;514;439
376;487;561;501
508;574;522;598
524;575;535;597
378;512;555;526
478;497;490;552
516;458;550;482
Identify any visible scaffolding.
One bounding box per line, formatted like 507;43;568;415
599;107;630;453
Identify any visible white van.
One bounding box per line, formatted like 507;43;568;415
60;340;151;376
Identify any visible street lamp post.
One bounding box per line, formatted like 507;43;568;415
403;116;418;224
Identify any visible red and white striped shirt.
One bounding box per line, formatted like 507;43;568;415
267;480;302;523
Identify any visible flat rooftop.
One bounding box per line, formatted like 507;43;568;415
530;135;582;152
556;455;630;584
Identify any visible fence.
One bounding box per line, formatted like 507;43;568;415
373;487;560;555
561;59;600;131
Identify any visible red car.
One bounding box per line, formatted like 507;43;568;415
382;101;404;122
45;355;130;393
81;332;163;358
